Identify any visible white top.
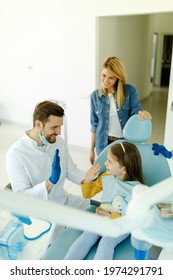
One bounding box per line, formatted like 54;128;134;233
108;93;123;138
6;131;87;205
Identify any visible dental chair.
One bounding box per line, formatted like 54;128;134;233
42;115;172;260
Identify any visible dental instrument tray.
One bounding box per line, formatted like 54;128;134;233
156;203;173;218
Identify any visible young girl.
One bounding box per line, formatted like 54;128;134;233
64;141;144;260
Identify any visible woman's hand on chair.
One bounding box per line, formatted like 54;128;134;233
138;110;152;120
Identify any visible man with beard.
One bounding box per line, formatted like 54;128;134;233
6;100;90;210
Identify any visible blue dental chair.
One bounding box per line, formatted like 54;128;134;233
43;115;171;260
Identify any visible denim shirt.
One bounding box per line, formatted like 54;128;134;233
90;83;142;155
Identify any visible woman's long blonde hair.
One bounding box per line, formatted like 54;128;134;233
99;56;127;108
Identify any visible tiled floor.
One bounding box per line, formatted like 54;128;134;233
0;86;168;194
141;86;168;144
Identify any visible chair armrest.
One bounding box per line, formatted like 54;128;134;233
90;199;101;206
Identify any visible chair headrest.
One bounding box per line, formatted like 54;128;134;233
123;114;152;143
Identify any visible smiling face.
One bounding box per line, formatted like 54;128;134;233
101;68;117;93
105;148;126;180
39;115;63;144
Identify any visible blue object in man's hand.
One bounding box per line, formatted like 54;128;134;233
152;143;172;159
49;149;61;184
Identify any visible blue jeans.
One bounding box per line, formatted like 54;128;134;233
64;231;129;260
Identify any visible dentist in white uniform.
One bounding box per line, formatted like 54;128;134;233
6;100;90;210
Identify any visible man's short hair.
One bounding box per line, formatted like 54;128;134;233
33;100;64;126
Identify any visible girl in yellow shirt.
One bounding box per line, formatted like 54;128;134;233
64;141;144;260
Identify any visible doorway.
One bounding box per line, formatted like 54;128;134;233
161;35;173;87
150;33;158;88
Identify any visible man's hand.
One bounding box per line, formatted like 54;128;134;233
49;149;61;184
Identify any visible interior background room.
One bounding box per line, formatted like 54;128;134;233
0;0;173;191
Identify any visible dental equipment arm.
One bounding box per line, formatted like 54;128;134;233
0;177;173;241
0;189;130;238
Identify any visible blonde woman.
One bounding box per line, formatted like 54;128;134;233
90;56;151;164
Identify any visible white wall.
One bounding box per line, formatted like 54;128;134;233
164;58;173;148
0;0;65;125
1;0;173;148
62;0;173;147
96;15;153;100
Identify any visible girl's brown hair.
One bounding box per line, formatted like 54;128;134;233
110;141;144;184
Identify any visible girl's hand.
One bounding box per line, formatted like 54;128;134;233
84;163;102;184
96;208;111;217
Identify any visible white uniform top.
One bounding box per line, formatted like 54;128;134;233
6;131;89;208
